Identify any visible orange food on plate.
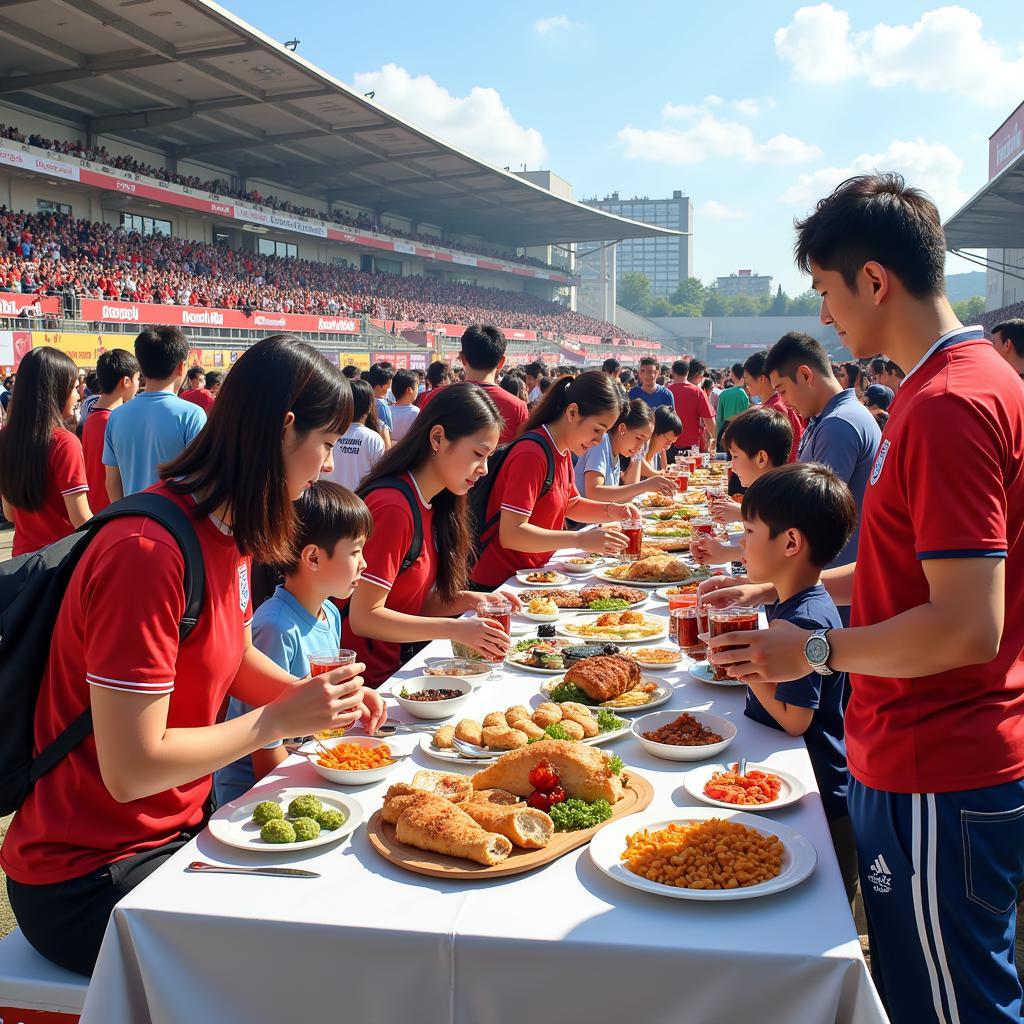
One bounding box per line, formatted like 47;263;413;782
316;742;393;771
703;768;783;805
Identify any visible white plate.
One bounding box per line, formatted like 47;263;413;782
684;762;807;812
625;646;688;671
588;808;817;901
557;556;606;575
556;619;669;644
688;662;745;686
538;675;673;712
520;609;562;623
418;722;629;763
505;640;576;674
591;566;687;588
207;786;364;853
653;583;707;602
516;570;571;587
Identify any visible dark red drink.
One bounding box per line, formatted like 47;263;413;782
694;518;715;536
480;598;512;665
673;607;700;647
625;524;643;557
709;608;758;680
309;649;356;676
676;474;689;493
697;604;711;636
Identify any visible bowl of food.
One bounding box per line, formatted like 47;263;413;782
423;657;490;679
307;736;403;785
522;595;561;622
391;676;474;719
557;555;604;575
516;569;570;587
630;710;736;762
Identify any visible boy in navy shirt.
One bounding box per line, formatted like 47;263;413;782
736;462;858;900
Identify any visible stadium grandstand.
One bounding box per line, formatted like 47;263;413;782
944;99;1024;333
0;0;677;374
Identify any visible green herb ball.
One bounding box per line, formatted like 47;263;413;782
291;816;322;842
260;818;296;844
287;794;323;819
251;800;284;826
317;808;346;831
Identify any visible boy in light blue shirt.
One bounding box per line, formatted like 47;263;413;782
214;481;374;806
102;327;206;499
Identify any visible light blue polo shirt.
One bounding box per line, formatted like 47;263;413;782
574;433;621;495
214;585;343;806
102;390;206;495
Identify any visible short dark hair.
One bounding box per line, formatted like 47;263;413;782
741;463;856;568
639;356;658;369
615;398;655;432
884;359;905;380
742;350;768;379
341;364;360;379
671;359;690;378
731;362;744;379
524;361;545;379
425;360;449;387
688;359;706;381
794;173;946;299
461;324;506;371
392;369;416;399
134;326;189;380
280;480;373;574
205;370;222;389
722;407;793;468
186;366;205;384
654;404;682;437
602;358;621;374
96;348;141;394
765;332;832;381
870;356;887;375
993;319;1024;357
366;362;394;388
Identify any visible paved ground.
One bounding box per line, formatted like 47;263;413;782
0;521;1021;985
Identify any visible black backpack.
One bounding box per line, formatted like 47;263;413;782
469;430;556;563
0;493;205;815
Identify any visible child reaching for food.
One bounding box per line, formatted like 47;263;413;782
727;462;859;901
214;481;375;806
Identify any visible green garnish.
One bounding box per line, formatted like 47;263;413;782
549;798;614;832
595;709;625;733
543;722;572;741
586;598;630;611
607;754;624;775
399;687;410;698
548;681;593;705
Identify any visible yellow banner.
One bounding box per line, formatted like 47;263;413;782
31;331;132;367
339;352;371;371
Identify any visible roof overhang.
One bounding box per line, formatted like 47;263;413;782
944;147;1024;250
0;0;677;248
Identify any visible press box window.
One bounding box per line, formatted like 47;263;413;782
37;199;71;216
258;238;297;259
121;213;171;237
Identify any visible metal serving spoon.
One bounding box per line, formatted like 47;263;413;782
186;860;320;879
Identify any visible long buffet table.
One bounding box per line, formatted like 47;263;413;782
80;562;888;1024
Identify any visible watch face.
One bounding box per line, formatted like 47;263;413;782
806;637;829;665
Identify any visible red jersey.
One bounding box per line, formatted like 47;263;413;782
668;381;714;449
419;380;528;445
341;474;436;687
764;392;804;463
10;428;89;556
180;388;215;413
1;484;253;884
471;425;578;588
847;330;1024;793
81;406;112;513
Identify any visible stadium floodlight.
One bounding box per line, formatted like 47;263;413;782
364;91;376;99
284;38;300;51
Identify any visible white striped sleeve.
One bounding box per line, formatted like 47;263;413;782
87;672;175;696
500;502;534;516
60;484;90;496
360;572;393;592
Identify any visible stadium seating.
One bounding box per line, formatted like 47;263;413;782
981;301;1024;333
0;929;87;1021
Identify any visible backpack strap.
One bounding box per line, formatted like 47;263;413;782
478;430;557;549
28;492;206;786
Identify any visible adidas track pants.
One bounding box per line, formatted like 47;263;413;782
848;775;1024;1024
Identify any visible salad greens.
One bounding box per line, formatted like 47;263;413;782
549;798;614;832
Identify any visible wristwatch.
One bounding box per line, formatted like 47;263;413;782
804;629;834;675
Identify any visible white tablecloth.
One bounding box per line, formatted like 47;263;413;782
81;573;888;1024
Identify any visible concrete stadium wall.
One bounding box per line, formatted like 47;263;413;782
646;316;846;360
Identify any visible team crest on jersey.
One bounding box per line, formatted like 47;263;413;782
237;562;250;612
870;439;891;486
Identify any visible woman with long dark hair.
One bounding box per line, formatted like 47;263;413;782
1;335;386;976
0;347;92;555
470;370;634;590
321;377;385;491
343;382;519;687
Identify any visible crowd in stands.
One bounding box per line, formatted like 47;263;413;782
981;300;1024;334
0;124;562;273
0;207;639;339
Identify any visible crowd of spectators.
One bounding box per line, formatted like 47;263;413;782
0;207;648;341
0;124;563;273
981;300;1024;334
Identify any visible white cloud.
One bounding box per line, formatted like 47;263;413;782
534;15;578;36
731;96;776;117
780;139;967;215
702;200;745;220
662;101;702;118
665;97;775;118
775;4;1024;105
619;112;820;165
704;94;724;106
351;64;547;168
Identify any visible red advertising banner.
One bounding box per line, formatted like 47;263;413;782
0;294;61;318
369;320;537;342
79;299;360;334
990;100;1024;180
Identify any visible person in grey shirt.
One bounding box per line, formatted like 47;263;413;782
765;332;881;570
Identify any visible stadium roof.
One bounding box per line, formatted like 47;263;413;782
944;147;1024;250
0;0;677;248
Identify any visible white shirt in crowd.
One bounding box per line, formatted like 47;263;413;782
390;404;419;444
321;422;385;491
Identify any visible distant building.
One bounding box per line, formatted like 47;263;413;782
715;269;773;298
582;191;693;300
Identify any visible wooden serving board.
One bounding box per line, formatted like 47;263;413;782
366;773;654;880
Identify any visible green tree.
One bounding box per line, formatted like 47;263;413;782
953;295;985;322
649;296;673;317
702;291;726;316
670;277;708;308
727;294;760;316
768;285;789;316
787;289;821;315
618;272;653;315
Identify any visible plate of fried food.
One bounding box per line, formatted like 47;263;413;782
516;569;571;587
557;611;668;644
368;741;654;878
420;700;629;763
638;493;680;509
588;807;817;900
594;555;695;586
641;505;702;522
538;655;673;711
684;762;806;812
653;577;710;602
623;646;686;670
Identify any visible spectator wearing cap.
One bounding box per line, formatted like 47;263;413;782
863;383;894;414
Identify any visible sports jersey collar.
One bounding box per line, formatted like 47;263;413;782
541;423;568;455
272;583;329;631
406;470;432;510
900;324;987;385
187;490;233;535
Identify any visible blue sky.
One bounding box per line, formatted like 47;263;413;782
232;1;1023;294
